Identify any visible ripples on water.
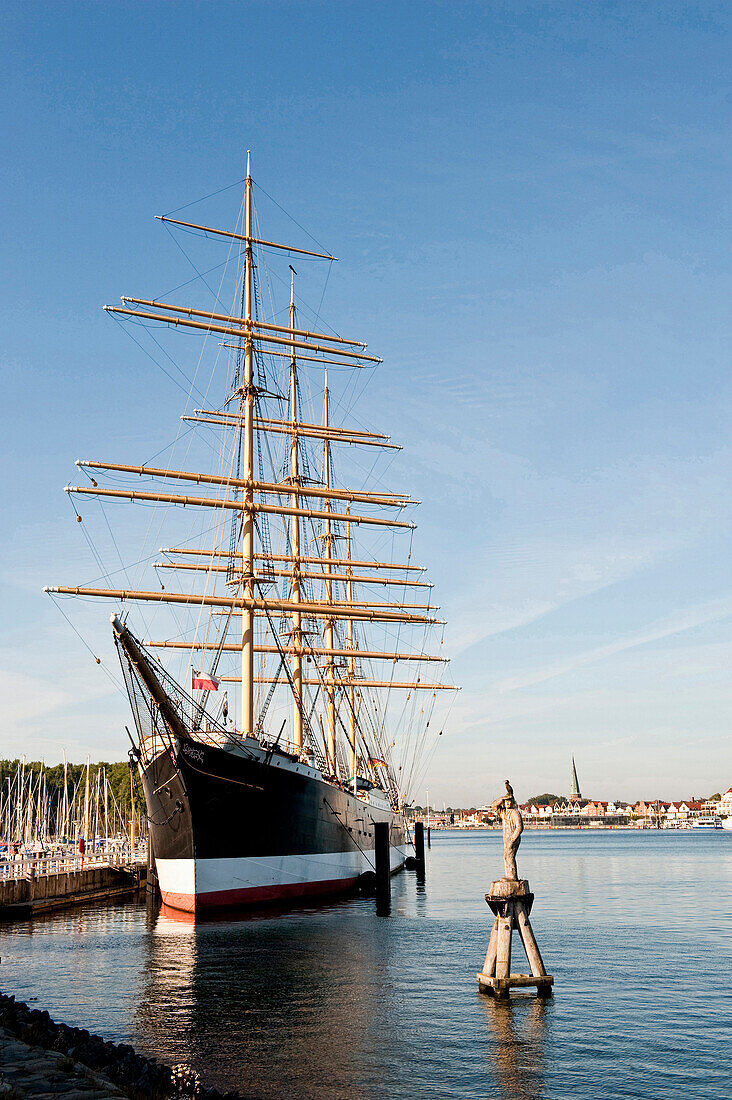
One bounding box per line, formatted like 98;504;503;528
1;831;730;1099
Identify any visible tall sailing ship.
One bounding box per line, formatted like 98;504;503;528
46;155;456;914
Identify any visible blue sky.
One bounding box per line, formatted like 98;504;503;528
2;1;732;803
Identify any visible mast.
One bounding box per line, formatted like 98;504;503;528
241;150;255;737
130;763;135;856
62;751;68;841
42;769;48;845
322;373;337;774
42;770;48;844
36;769;43;845
93;768;100;847
83;756;90;857
18;757;25;849
289;269;304;752
346;505;357;789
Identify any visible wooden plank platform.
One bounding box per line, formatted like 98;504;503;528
477;877;554;998
477;971;553;994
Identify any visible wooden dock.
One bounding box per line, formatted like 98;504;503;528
0;851;147;919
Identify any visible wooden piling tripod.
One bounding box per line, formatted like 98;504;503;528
477;879;553;998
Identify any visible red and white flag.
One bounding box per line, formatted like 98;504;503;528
192;670;220;691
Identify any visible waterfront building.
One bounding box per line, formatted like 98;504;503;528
524;803;554;820
554;798;588;816
607;800;631;818
665;800;703;823
633;800;669;819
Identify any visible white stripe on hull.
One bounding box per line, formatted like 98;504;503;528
157;846;407;912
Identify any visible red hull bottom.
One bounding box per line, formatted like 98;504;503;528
161;874;361;914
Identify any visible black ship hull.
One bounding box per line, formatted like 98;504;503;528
140;736;407;913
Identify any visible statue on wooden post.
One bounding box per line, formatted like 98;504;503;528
491;779;524;880
478;779;553;998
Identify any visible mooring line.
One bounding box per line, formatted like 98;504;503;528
323;796;376;871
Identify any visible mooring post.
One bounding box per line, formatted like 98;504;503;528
414;820;425;871
427;826;431;848
374;821;390;905
146;830;159;899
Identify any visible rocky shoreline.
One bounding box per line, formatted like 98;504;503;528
0;994;248;1099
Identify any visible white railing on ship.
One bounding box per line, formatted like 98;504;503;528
0;843;148;881
260;736;311;760
139;729;325;770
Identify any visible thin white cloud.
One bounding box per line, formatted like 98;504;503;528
494;595;732;695
444;529;669;656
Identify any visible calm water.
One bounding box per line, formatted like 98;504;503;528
1;830;730;1099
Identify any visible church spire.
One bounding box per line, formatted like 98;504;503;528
570;756;581;802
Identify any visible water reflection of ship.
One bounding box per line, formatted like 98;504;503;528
482;998;549;1100
136;901;381;1099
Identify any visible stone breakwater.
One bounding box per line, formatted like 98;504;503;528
0;994;249;1099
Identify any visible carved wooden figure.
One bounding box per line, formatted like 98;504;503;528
491;779;524;880
477;780;554;998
